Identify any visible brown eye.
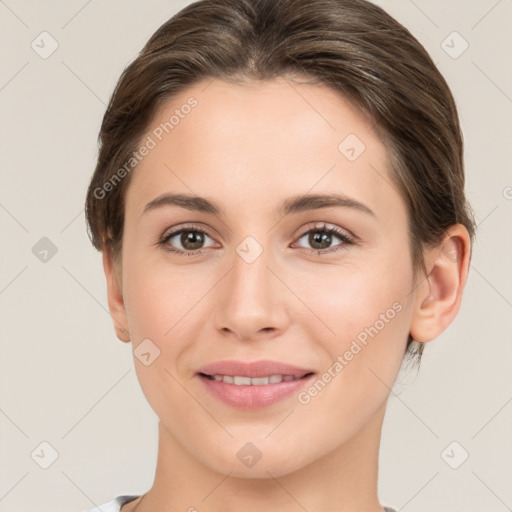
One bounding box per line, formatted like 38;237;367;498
308;230;334;250
158;226;216;256
294;224;355;254
178;230;206;250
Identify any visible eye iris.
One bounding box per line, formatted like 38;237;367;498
310;230;331;250
181;230;204;250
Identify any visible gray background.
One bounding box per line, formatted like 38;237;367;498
0;1;511;511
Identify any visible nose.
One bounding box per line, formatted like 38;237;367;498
213;241;290;342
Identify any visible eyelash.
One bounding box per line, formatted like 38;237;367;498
156;222;356;257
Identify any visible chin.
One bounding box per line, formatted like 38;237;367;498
196;435;315;479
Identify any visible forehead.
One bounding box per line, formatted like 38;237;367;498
125;77;404;225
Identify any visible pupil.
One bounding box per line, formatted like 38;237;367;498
310;231;330;249
182;231;204;250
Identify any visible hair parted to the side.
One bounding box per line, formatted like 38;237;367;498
85;0;476;368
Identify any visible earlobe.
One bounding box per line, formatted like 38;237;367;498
102;248;131;343
409;225;471;343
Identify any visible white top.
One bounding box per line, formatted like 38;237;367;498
85;495;398;512
84;495;140;511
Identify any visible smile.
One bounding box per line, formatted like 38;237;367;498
202;373;311;385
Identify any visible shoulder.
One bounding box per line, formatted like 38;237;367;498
81;495;140;512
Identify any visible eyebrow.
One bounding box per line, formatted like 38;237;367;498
141;192;376;218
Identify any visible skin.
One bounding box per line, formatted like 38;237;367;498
101;76;471;512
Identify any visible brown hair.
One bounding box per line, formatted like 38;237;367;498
85;0;476;367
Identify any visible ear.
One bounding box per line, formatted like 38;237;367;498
102;247;131;343
409;224;471;343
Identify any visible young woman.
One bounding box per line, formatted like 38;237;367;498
83;0;476;510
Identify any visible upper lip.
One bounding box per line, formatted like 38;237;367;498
197;359;315;378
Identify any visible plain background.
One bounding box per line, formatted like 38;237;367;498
0;1;511;511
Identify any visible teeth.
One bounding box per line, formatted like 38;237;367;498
251;377;270;385
233;376;252;385
208;374;305;385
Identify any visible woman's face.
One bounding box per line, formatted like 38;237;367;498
112;77;419;477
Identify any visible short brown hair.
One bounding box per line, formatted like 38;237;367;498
85;0;476;367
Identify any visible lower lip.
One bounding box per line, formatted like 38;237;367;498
198;374;314;409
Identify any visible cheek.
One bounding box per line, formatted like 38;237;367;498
291;269;411;438
298;253;413;388
122;250;202;340
300;260;410;338
121;256;204;418
121;253;215;401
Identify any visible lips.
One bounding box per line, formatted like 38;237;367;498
196;359;315;409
